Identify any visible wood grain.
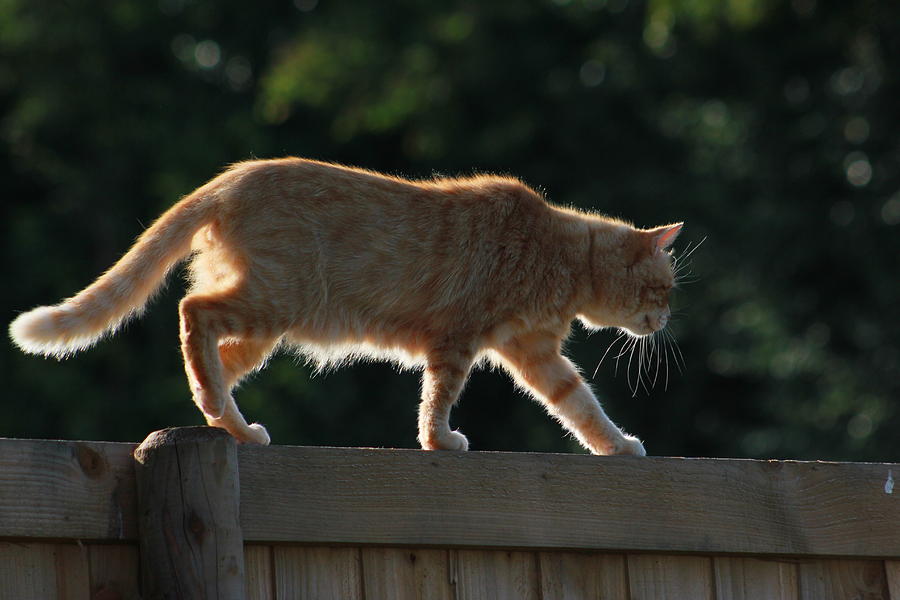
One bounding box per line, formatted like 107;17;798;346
2;437;899;561
0;438;137;540
0;542;60;600
539;552;628;599
0;542;94;600
55;544;90;600
88;544;140;600
238;445;900;556
797;559;889;600
628;555;714;600
714;557;798;600
454;550;540;600
361;547;453;600
273;546;363;599
245;545;274;600
886;561;900;600
134;427;245;600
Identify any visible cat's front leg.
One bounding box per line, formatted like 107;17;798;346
418;349;474;451
496;336;646;456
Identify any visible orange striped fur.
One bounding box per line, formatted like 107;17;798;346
9;158;681;454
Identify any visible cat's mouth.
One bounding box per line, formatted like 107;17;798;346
632;311;669;337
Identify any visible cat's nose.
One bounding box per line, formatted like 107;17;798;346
657;309;670;330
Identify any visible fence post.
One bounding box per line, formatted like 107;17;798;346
133;426;245;599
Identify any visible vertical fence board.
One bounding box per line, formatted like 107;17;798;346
714;557;798;600
274;546;363;600
798;559;889;600
53;544;90;600
88;544;140;600
886;561;900;600
454;550;540;600
628;554;714;600
538;552;628;599
361;548;453;600
245;545;274;600
0;542;58;600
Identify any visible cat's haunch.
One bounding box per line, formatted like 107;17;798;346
9;158;683;455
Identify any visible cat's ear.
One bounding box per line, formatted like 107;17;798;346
650;223;683;253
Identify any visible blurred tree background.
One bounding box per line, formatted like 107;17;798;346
2;0;898;461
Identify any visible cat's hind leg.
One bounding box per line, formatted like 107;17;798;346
219;336;281;390
178;292;274;444
205;397;271;445
206;336;281;444
418;347;474;451
495;333;646;456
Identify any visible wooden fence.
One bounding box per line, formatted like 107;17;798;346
1;427;899;599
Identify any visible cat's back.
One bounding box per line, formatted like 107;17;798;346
217;157;547;228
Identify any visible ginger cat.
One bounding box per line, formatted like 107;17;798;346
9;158;682;455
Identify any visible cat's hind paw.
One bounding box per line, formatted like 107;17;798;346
245;423;271;445
421;429;469;451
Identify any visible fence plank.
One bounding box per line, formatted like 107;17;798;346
4;438;899;559
54;544;90;600
238;446;900;556
245;545;274;600
713;557;798;600
0;542;59;600
887;561;900;600
361;548;453;600
798;559;889;600
0;438;137;540
538;552;628;599
454;550;540;600
88;544;140;600
628;555;714;600
273;546;363;600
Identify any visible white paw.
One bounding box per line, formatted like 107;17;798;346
245;423;271;445
422;429;469;451
613;435;647;457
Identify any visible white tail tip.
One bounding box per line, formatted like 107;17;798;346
9;305;95;359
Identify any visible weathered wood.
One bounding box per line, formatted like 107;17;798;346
538;552;628;599
0;438;137;540
133;426;244;600
238;446;900;557
628;555;714;600
713;557;798;600
0;542;60;600
453;550;541;600
0;542;93;600
273;546;362;599
88;544;140;600
361;547;453;600
3;437;900;561
797;559;889;600
245;545;274;600
55;544;91;600
886;561;900;600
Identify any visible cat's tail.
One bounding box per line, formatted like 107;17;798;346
9;191;217;358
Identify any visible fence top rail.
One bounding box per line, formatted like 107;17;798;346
1;436;898;558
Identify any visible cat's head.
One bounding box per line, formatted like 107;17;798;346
580;222;683;337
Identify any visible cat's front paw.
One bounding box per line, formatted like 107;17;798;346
421;429;469;451
611;435;646;457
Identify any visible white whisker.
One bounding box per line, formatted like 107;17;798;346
593;330;627;379
663;329;685;374
652;333;662;388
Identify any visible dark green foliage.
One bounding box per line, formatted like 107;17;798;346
2;0;898;460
